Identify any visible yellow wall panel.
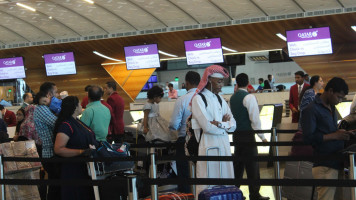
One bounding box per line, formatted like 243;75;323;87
103;64;155;102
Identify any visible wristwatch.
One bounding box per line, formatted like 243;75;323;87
217;122;222;128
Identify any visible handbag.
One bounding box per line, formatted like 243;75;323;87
185;114;202;157
91;141;134;175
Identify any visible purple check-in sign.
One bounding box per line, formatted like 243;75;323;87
44;52;75;64
124;44;160;70
185;38;222;52
0;57;24;68
184;38;224;65
287;27;331;42
125;44;158;57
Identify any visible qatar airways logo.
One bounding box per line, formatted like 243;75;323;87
133;47;149;54
298;30;318;39
194;41;211;48
3;60;16;66
52;55;66;61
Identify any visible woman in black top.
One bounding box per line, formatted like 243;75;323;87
54;96;97;200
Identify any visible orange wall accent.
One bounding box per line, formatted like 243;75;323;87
102;64;155;103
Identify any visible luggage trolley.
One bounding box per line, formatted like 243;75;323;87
87;147;137;200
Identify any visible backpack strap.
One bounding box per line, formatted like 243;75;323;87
198;93;207;107
198;92;222;107
215;94;222;107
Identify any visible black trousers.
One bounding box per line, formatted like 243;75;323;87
234;135;261;197
176;136;191;193
42;161;61;200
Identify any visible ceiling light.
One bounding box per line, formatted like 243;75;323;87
48;16;52;19
101;62;126;66
222;46;237;52
276;33;287;41
158;50;178;57
16;3;36;12
93;51;122;62
351;26;356;32
83;0;94;4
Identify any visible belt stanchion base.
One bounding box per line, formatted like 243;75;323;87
149;147;158;200
349;153;356;200
0;155;4;200
89;162;100;200
272;127;282;200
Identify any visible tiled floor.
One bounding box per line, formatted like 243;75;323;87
239;164;286;200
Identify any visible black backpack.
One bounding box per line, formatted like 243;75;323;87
186;93;222;157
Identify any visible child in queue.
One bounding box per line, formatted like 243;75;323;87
142;86;177;142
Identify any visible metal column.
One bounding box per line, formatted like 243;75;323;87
0;155;4;200
349;153;356;200
149;147;158;200
127;173;138;200
272;127;281;200
189;161;195;195
89;162;100;200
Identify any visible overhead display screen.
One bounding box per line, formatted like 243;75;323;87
286;27;333;57
0;57;26;80
184;38;224;65
124;44;160;70
44;52;77;76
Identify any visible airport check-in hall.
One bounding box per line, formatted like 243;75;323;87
1;0;356;200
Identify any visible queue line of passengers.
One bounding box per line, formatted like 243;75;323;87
0;64;351;200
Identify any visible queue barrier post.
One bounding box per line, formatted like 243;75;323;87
89;161;101;200
189;161;195;195
349;153;356;200
0;155;4;200
127;173;138;200
272;127;282;200
149;147;158;200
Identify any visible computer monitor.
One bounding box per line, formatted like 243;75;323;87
130;110;144;122
258;105;276;154
336;101;352;120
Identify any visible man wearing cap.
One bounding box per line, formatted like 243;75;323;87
190;65;236;196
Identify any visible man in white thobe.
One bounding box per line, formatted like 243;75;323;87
190;65;236;197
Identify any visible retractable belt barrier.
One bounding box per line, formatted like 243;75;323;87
0;128;355;200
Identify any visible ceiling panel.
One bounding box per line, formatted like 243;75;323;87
211;0;266;19
97;0;166;30
34;0;106;36
253;0;302;15
50;0;133;34
0;28;26;44
296;0;342;11
174;0;231;23
130;0;197;26
0;8;52;42
340;0;356;7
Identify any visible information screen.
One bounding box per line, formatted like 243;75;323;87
44;52;77;76
258;105;274;154
184;38;224;65
336;101;352;119
124;44;160;70
287;27;333;57
0;57;26;80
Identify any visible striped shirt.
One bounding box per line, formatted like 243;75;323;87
34;105;57;158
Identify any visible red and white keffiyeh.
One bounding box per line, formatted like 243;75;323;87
189;65;229;106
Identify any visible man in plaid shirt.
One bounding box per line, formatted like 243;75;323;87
34;82;60;200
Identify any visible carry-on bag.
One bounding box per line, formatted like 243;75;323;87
198;186;243;200
144;192;194;200
90;141;134;175
198;147;243;200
